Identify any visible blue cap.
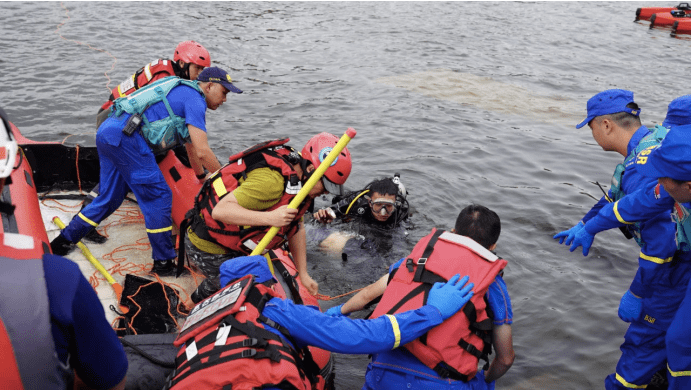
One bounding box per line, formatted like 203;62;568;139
197;67;243;94
637;125;691;181
663;95;691;128
575;89;640;129
219;255;275;287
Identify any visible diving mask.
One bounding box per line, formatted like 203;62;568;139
370;198;396;216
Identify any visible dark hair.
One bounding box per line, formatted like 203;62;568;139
368;178;399;197
601;102;642;129
453;204;501;249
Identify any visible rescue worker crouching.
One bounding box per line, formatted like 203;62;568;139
164;255;476;390
50;67;243;277
183;133;352;302
326;204;515;389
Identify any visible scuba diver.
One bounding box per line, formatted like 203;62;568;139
313;175;409;230
311;175;411;257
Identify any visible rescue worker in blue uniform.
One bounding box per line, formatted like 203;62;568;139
553;90;691;389
50;67;243;276
324;204;514;389
558;95;691;251
634;126;691;389
168;254;476;390
0;107;128;390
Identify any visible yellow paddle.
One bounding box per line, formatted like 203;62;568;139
52;216;128;313
250;128;357;256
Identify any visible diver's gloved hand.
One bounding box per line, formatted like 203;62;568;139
427;274;474;320
618;290;642;322
553;221;585;245
325;304;349;317
569;227;595;256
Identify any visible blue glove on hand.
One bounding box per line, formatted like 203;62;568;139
325;304;349;317
427;274;474;320
569;226;594;256
553;221;585;245
618;290;642;322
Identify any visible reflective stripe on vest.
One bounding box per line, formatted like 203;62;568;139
112;76;203;154
0;233;67;390
166;275;315;390
190;140;310;254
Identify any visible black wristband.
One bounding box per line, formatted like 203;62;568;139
196;173;206;180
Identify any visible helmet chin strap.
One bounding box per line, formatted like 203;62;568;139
299;158;314;183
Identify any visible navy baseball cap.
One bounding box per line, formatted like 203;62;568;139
637;125;691;181
219;255;275;287
197;67;243;94
575;89;640;129
662;95;691;128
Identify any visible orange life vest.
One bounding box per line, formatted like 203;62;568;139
371;228;508;382
165;274;323;390
189;139;311;254
100;59;180;111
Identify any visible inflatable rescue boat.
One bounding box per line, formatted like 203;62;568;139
9;121;335;390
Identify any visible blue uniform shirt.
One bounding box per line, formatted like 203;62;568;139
43;254;128;389
581;126;681;298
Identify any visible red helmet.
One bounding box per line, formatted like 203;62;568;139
301;132;352;196
173;41;211;68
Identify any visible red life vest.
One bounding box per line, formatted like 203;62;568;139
165;274;323;390
189;139;311;254
100;59;179;111
371;228;508;382
0;233;69;389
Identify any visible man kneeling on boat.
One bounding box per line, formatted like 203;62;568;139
182;133;352;301
51;67;243;277
0;108;128;390
164;254;475;390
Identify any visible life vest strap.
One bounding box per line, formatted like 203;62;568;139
432;363;470;382
413;229;445;282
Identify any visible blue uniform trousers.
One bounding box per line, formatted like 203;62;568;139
667;279;691;389
605;260;691;389
61;117;176;261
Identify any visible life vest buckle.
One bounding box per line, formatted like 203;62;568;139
243;338;258;347
241;348;257;358
417;257;428;265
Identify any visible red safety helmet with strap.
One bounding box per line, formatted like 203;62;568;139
301;132;352;196
174;40;211;68
371;228;508;382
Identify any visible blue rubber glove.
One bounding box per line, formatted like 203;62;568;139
618;290;642;322
325;304;349;317
553;221;585;245
569;226;594;256
427;274;474;320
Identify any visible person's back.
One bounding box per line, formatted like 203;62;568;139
364;204;514;390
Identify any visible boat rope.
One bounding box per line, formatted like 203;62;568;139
313;287;365;301
55;2;118;93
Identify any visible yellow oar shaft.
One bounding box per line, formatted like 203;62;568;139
52;217;117;285
250;128;357;255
